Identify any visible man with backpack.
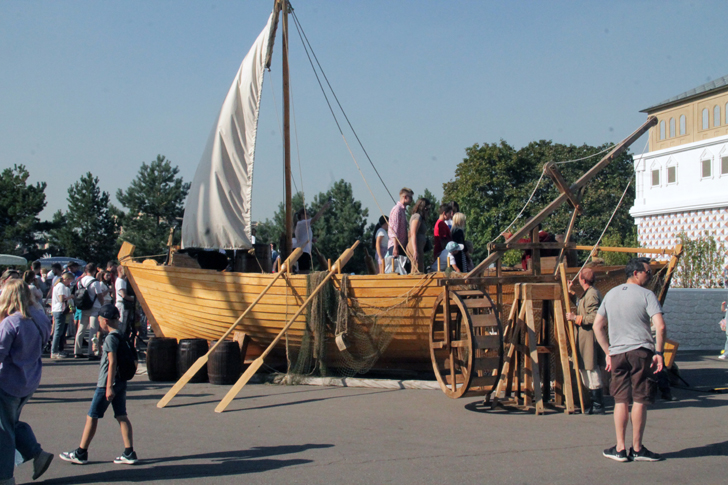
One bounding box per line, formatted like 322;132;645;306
73;263;108;360
59;304;139;466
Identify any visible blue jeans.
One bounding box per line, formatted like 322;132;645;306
52;311;68;354
0;388;41;480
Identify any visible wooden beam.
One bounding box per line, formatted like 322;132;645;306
441;274;558;287
502;116;658;246
465;116;657;280
575;245;674;255
490;242;577;251
543;163;582;213
554;209;579;272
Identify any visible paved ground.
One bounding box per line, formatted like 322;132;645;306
13;351;728;485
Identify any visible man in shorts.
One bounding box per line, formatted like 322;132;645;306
594;257;666;462
59;304;138;465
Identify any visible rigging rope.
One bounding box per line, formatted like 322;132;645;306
553;144;615;165
487;167;547;252
570;137;650;283
290;10;395;206
289;12;418;270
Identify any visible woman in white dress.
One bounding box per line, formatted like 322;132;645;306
294;200;332;274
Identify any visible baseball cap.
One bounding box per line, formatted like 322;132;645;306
445;241;464;252
98;304;120;320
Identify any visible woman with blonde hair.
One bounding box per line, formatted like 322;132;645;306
0;279;54;483
451;212;468;273
407;198;431;273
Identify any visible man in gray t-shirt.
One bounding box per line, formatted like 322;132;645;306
594;257;666;463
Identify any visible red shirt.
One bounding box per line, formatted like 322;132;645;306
433;219;452;258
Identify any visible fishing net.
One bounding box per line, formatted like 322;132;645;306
282;271;435;381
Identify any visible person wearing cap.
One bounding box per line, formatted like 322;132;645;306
60;304;138;466
431;241;465;272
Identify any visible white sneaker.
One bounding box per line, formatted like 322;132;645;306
113;451;138;465
719;354;727;360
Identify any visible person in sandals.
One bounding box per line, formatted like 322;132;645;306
59;304;138;466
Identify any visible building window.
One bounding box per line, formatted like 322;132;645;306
726;102;728;125
714;105;721;127
659;120;665;140
722;156;728;175
651;169;660;186
702;108;709;130
667;166;676;184
702;159;712;178
679;115;686;135
669;118;675;137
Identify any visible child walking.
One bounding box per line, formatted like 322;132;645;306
59;304;138;465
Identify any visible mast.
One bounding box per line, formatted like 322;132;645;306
282;0;293;257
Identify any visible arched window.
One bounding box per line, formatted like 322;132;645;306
679;115;686;135
702;108;709;129
714;105;721;127
659;120;665;140
669;118;676;137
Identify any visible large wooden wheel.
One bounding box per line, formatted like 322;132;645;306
429;289;503;398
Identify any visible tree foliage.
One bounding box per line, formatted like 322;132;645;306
443;140;636;263
674;232;724;288
116;155;191;256
0;165;47;254
49;173;119;264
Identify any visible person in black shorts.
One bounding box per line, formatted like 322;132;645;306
594;257;666;462
59;304;138;466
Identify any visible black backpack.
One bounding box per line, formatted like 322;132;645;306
109;333;138;381
73;278;97;311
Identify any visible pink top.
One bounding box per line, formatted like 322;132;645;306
387;201;408;252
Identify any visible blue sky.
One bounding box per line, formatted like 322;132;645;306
1;0;726;225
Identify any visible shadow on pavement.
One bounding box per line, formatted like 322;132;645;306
43;444;333;483
661;439;728;459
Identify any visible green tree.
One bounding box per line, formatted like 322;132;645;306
255;181;369;273
0;165;47;254
49;173;119;264
116;155;191;256
443;140;635;263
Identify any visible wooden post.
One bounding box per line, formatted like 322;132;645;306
552;298;575;413
559;263;586;414
531;226;541;275
282;0;293;257
233;331;251;368
524;294;544;414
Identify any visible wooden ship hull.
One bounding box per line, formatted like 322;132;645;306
123;258;662;372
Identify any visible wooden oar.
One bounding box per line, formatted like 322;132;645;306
558;263;586;415
156;247;304;409
215;240;360;413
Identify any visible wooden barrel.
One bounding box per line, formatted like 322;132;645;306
234;244;272;273
177;339;209;383
146;337;178;382
208;340;242;385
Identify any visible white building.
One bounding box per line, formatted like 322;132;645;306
631;75;728;258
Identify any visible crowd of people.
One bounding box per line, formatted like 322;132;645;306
0;260;144;483
375;187;472;275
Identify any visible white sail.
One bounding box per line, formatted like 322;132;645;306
182;12;276;250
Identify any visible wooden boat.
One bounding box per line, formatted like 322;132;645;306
121;1;678;385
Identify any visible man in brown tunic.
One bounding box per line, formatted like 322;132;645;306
566;267;605;414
